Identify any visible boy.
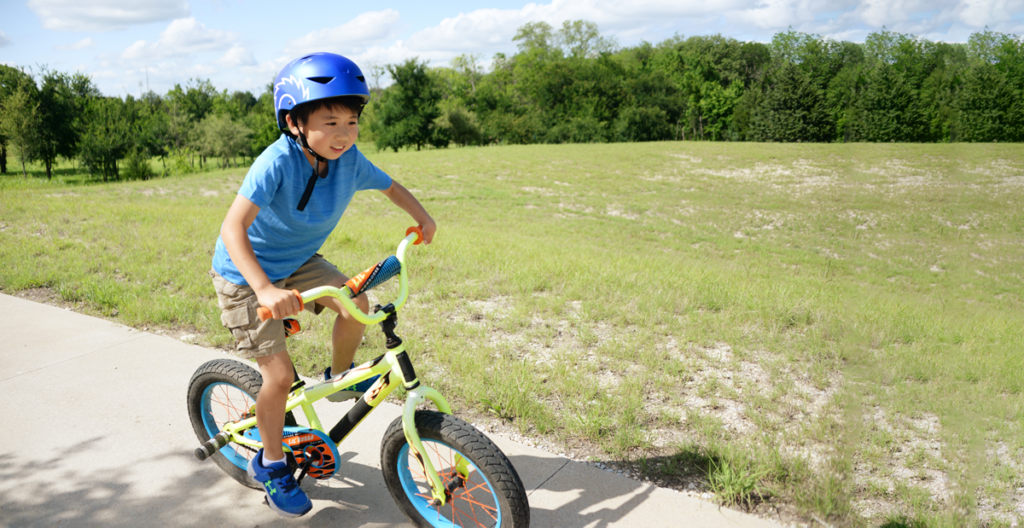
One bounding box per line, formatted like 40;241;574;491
210;52;436;518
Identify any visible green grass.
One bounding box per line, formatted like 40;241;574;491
2;142;1023;526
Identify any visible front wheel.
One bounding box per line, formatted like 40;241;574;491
381;411;530;528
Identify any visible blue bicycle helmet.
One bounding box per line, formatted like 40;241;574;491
274;52;370;132
272;52;371;212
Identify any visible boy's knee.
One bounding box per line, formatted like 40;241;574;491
352;293;370;314
256;352;295;392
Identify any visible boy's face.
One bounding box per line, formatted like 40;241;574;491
286;105;359;161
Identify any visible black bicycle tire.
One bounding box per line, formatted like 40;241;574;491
186;358;297;489
380;411;530;528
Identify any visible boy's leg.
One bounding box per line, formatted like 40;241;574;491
284;255;370;373
254;350;295;461
325;279;370;375
210;269;292;457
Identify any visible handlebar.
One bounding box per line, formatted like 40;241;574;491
256;227;423;325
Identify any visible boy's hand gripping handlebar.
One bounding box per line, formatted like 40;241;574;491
256;227;424;324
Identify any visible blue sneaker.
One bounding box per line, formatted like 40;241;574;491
324;362;380;402
247;449;312;518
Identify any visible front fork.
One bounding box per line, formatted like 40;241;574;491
381;304;468;507
402;385;469;506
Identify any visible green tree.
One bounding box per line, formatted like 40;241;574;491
0;65;36;174
858;64;928;142
917;43;967;141
167;78;217;122
35;69;83;179
614;106;673;142
247;83;280;158
372;59;444;152
825;63;867;141
78;96;134;181
194;113;252;168
557;20;617;59
513;21;557;56
751;62;830;142
954;63;1023;142
661;35;752;140
0;86;39;176
434;103;482;147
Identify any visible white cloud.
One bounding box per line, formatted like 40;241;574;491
856;0;938;27
958;0;1024;28
239;56;292;88
368;0;1024;67
121;17;237;60
345;0;735;66
0;31;11;47
56;38;97;50
27;0;190;32
217;45;256;68
285;10;402;56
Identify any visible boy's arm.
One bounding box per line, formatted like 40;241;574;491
380;179;436;244
221;194;303;319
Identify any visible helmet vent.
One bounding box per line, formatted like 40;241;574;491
356;76;365;83
307;76;334;84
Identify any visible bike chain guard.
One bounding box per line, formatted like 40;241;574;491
243;426;340;480
282;426;340;480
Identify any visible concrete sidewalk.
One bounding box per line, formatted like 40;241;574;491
0;293;781;527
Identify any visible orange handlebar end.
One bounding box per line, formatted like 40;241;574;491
256;289;304;321
406;225;424;245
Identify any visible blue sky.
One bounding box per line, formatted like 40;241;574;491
1;0;1021;97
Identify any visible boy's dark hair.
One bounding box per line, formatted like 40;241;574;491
287;95;365;128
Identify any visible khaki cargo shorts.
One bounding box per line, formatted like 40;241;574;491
210;254;345;359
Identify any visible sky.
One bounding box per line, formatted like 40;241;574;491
0;0;1022;98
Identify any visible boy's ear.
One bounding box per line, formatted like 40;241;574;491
285;113;302;136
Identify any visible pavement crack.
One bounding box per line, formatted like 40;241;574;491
527;457;571;497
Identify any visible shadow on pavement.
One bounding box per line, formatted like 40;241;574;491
1;446;678;527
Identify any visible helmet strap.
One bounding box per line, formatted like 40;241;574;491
296;130;329;212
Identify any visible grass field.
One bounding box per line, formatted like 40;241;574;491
1;142;1022;526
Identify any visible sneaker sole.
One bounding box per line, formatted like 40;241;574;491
326;390;364;402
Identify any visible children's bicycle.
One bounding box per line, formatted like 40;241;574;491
187;228;530;527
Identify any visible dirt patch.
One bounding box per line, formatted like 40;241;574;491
7;286;73;308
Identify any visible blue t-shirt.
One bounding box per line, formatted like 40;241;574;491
212;135;392;285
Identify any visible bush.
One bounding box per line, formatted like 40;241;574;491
168;147;198;176
546;115;608;143
435;105;482;146
485;111;545;145
614;106;673;142
123;148;154;181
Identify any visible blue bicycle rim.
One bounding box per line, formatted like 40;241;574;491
200;381;253;470
397;440;502;528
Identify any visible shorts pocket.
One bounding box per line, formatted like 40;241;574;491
220;303;251;329
222;303;255;350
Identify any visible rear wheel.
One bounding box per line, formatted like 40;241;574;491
380;411;530;528
187;358;296;489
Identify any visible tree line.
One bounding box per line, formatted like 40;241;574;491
1;23;1021;180
377;23;1023;149
0;71;276;180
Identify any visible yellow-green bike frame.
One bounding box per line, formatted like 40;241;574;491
195;232;466;505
